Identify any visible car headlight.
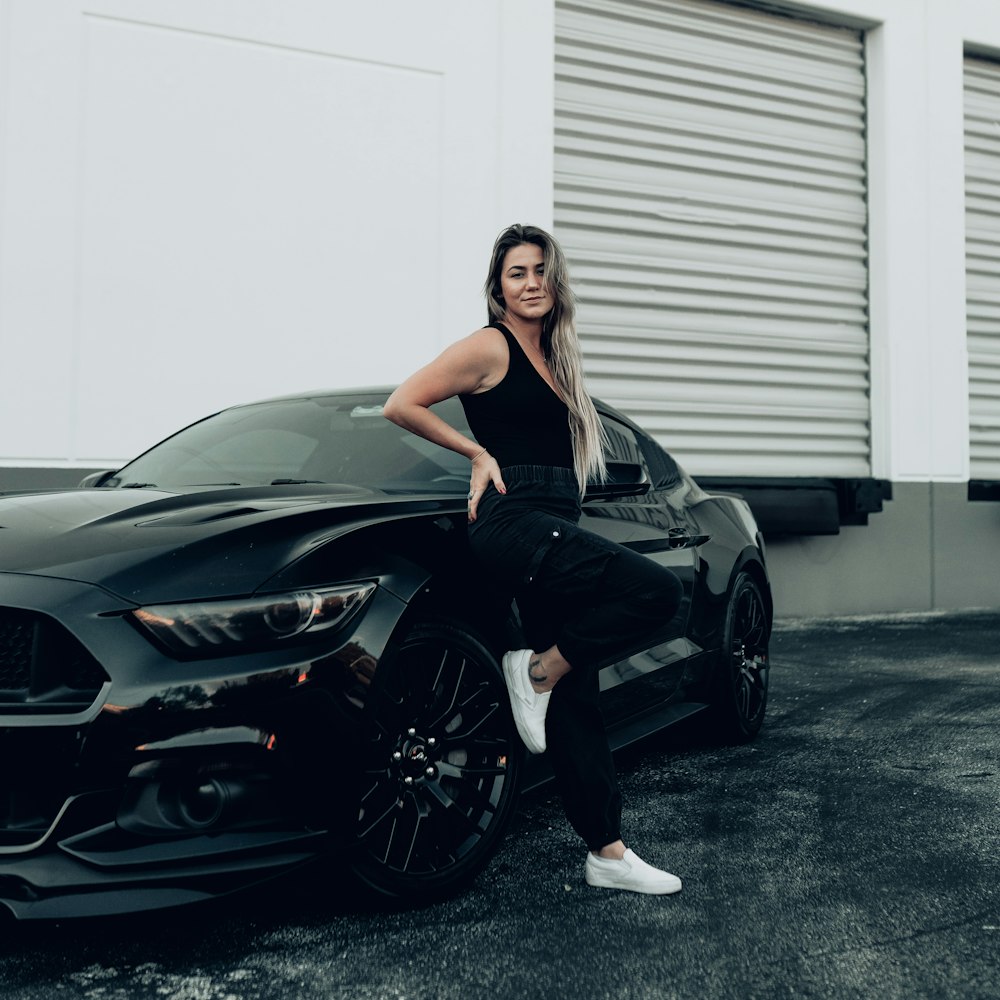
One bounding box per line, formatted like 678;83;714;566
131;583;376;655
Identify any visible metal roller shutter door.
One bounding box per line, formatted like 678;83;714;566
554;0;870;476
966;57;1000;480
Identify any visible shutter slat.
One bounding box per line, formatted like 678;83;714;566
966;57;1000;478
555;0;870;477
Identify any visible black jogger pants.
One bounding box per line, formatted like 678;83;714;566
468;465;683;850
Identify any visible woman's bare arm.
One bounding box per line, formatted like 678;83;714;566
384;328;507;519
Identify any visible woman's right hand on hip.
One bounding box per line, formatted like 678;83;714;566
468;453;505;523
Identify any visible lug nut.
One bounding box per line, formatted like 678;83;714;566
403;776;414;786
392;750;403;761
427;737;436;746
425;766;436;777
407;727;416;737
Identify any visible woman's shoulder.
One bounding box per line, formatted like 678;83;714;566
449;326;509;394
461;324;508;357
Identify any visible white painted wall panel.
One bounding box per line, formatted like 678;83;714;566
0;1;83;461
74;14;443;459
0;0;545;467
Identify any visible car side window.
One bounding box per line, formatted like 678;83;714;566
638;433;682;490
600;415;649;480
600;413;682;491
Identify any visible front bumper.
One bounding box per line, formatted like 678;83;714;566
0;571;406;919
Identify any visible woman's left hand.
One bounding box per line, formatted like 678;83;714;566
468;452;505;523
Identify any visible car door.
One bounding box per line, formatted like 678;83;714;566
584;412;706;723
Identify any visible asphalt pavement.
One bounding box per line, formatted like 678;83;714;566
0;610;998;1000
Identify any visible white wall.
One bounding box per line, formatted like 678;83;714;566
0;0;554;468
3;0;1000;489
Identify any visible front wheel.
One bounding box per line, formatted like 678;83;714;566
351;619;521;898
710;571;770;743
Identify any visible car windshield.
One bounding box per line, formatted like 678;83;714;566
104;392;473;493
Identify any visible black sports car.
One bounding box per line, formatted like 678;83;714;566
0;389;771;919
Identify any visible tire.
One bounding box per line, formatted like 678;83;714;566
710;571;770;743
350;618;521;898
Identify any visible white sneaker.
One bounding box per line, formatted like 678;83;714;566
501;649;549;754
585;849;682;895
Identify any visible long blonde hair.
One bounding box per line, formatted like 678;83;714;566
483;224;607;490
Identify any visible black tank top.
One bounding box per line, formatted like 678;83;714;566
459;322;574;470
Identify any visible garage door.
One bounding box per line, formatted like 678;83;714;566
554;0;869;476
965;56;1000;480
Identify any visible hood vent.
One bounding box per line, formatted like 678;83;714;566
189;506;266;523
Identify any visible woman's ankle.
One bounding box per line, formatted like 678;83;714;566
527;652;553;691
594;840;627;860
528;649;572;692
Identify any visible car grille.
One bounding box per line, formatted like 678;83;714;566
0;608;108;712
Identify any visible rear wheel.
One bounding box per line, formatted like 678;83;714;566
710;572;770;743
351;619;520;898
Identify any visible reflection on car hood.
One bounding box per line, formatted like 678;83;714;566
0;484;460;603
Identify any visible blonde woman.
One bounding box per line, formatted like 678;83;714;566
384;224;683;894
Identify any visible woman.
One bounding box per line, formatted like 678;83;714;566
384;224;684;894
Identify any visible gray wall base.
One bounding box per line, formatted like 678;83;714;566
766;482;1000;616
0;468;106;492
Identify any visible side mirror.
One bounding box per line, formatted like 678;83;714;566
586;462;650;499
78;470;117;488
606;462;647;486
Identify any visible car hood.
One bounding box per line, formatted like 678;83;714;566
0;485;461;604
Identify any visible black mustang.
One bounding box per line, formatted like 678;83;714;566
0;389;771;919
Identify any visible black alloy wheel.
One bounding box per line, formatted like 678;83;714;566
351;619;521;897
712;571;770;743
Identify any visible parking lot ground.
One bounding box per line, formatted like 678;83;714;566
0;610;998;1000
